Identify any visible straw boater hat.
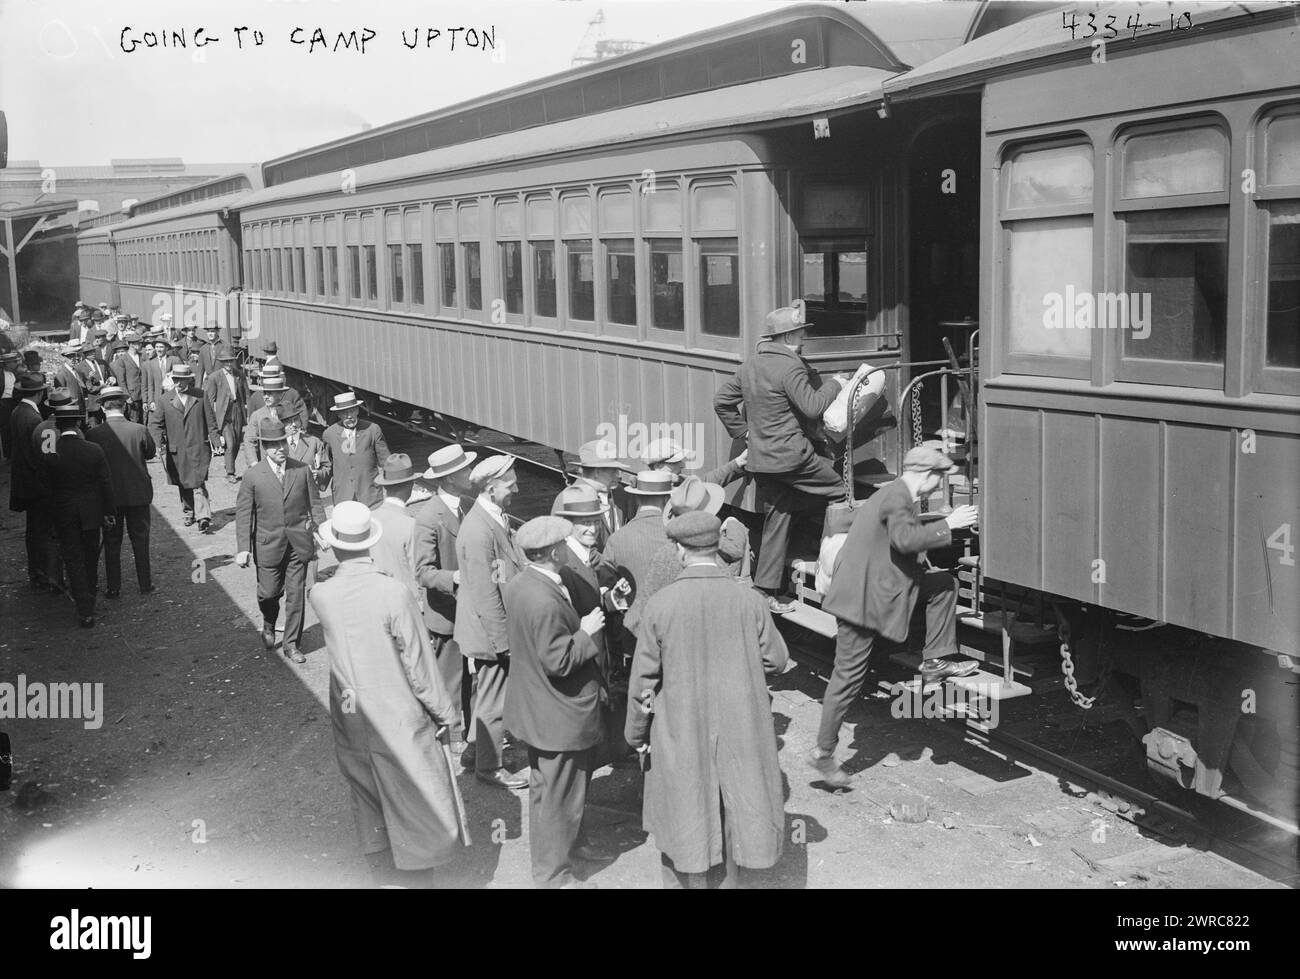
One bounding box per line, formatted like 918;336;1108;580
169;363;196;382
424;444;477;480
625;469;675;497
374;454;421;486
329;391;363;413
320;500;383;551
553;483;608;519
61;341;83;356
99;384;127;403
663;475;724;523
259;368;287;392
263;341;278;355
760;298;810;339
469;454;514;487
256;417;288;442
516;516;572;554
576;438;634;472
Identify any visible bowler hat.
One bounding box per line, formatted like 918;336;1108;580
374;453;421;485
516;515;572;553
666;510;721;547
760;299;810;339
329;391;362;413
625;469;675;497
424;444;476;480
320;500;383;551
257;417;288;443
576;438;633;472
553;483;607;518
665;475;724;521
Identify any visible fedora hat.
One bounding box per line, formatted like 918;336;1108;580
424;444;477;480
625;469;675;496
46;387;76;409
664;475;724;522
553;483;608;519
329;391;362;413
375;453;421;486
320;500;383;551
256;417;288;443
0;348;20;364
576;438;633;472
760;299;811;339
15;372;49;394
262;340;279;355
215;346;239;362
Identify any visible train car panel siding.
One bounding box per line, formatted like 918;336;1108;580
1233;430;1300;654
1041;410;1099;602
983;404;1044;589
1097;416;1162;617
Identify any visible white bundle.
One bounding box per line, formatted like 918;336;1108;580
824;362;886;438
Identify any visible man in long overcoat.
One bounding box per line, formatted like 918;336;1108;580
87;385;156;597
627;511;790;888
322;391;389;508
310;501;467;877
504;515;607;888
370;454;422;603
8;373;58;587
159;363;219;531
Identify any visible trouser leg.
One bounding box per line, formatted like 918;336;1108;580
281;555;308;647
192;483;211;521
752;456;845;593
81;528;101;596
103;510;125;593
256;555;288;629
815;618;875;755
25;504;52;583
223;422;240;475
660;854;707;889
179;485;194;517
472;658;509;774
432;635;464;742
56;520;94;618
919;571;959;659
125;505;152;590
527;747;591;889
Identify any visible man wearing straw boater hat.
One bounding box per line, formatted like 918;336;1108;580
714;298;849;614
203;346;248;485
322;390;389;509
87;384;156;598
370;454;422;604
413;444;477;754
242;364;289;465
159;362;219;533
455;453;527;790
235;416;327;664
503;514;610;888
311;501;469;882
553;439;633;549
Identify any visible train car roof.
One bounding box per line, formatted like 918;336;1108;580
119;165;262;219
257;2;1052;191
882;1;1294;100
79;187;253;239
239;64;896;210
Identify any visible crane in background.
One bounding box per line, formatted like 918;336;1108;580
571;9;648;66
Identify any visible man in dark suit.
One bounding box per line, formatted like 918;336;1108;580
54;342;86;408
714;300;847;612
8;373;57;587
235;416;327;664
143;336;181;444
504;515;607;889
0;349;21;460
87;385;156;598
111;331;146;423
75;339;110;426
195;323;222;383
41;402;116;627
321;391;389;508
551;439;632;550
414;445;475;751
811;446;979;788
454;454;526;790
159;363;219;532
203;347;248;485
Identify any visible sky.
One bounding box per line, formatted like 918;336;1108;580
0;0;823;167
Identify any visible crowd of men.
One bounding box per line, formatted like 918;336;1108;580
2;296;981;889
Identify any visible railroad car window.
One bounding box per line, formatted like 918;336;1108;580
600;190;636;328
760;26;823;76
645;187;682;232
798;183;869;336
582;75;620;114
1006;144;1093;208
325;216;339;300
1266;114;1300;186
496;200;523;317
1117;125;1228;376
460;203;481;312
662;54;709;98
692;183;737;232
545;85;584;123
404;210;424;308
710;40;761;87
345;215;361;301
294;221;306;294
385;211;404;306
618;65;661;106
526;196;556;319
699;240;740;337
561;195;591;235
568;242;595;322
362;213;377;303
650;239;685;331
309;218;322;297
435;205;456;311
1261;113;1300;374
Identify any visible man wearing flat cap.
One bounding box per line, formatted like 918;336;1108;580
714;299;848;614
553;439;632;549
203;347;248;485
310;501;468;882
413;445;477;752
628;511;790;888
504;514;609;888
235;416;327;664
159;362;219;532
641;437;748;491
87;384;156;597
370;454;422;603
454;453;527;790
809;446;979;789
322;391;390;509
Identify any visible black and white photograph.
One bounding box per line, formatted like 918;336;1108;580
0;0;1296;935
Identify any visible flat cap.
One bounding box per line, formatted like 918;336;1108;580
761;299;810;338
516;515;572;553
470;454;515;485
902;445;956;474
666;511;721;547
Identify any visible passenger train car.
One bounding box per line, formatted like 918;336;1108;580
74;1;1298;823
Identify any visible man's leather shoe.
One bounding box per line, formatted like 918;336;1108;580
183;514;196;527
198;518;211;533
475;768;528;790
920;658;979;687
140;585;156;595
261;622;277;650
227;474;239;484
78;616;95;628
283;644;306;664
767;595;797;615
104;589;120;599
807;749;853;789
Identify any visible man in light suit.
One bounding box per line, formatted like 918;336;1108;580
143;335;181;445
87;385;156;597
235;416;327;664
810;446;979;788
454;454;526;790
504;515;608;889
203;347;248;485
413;445;475;752
369;454;421;603
75;339;110;427
322;391;389;508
